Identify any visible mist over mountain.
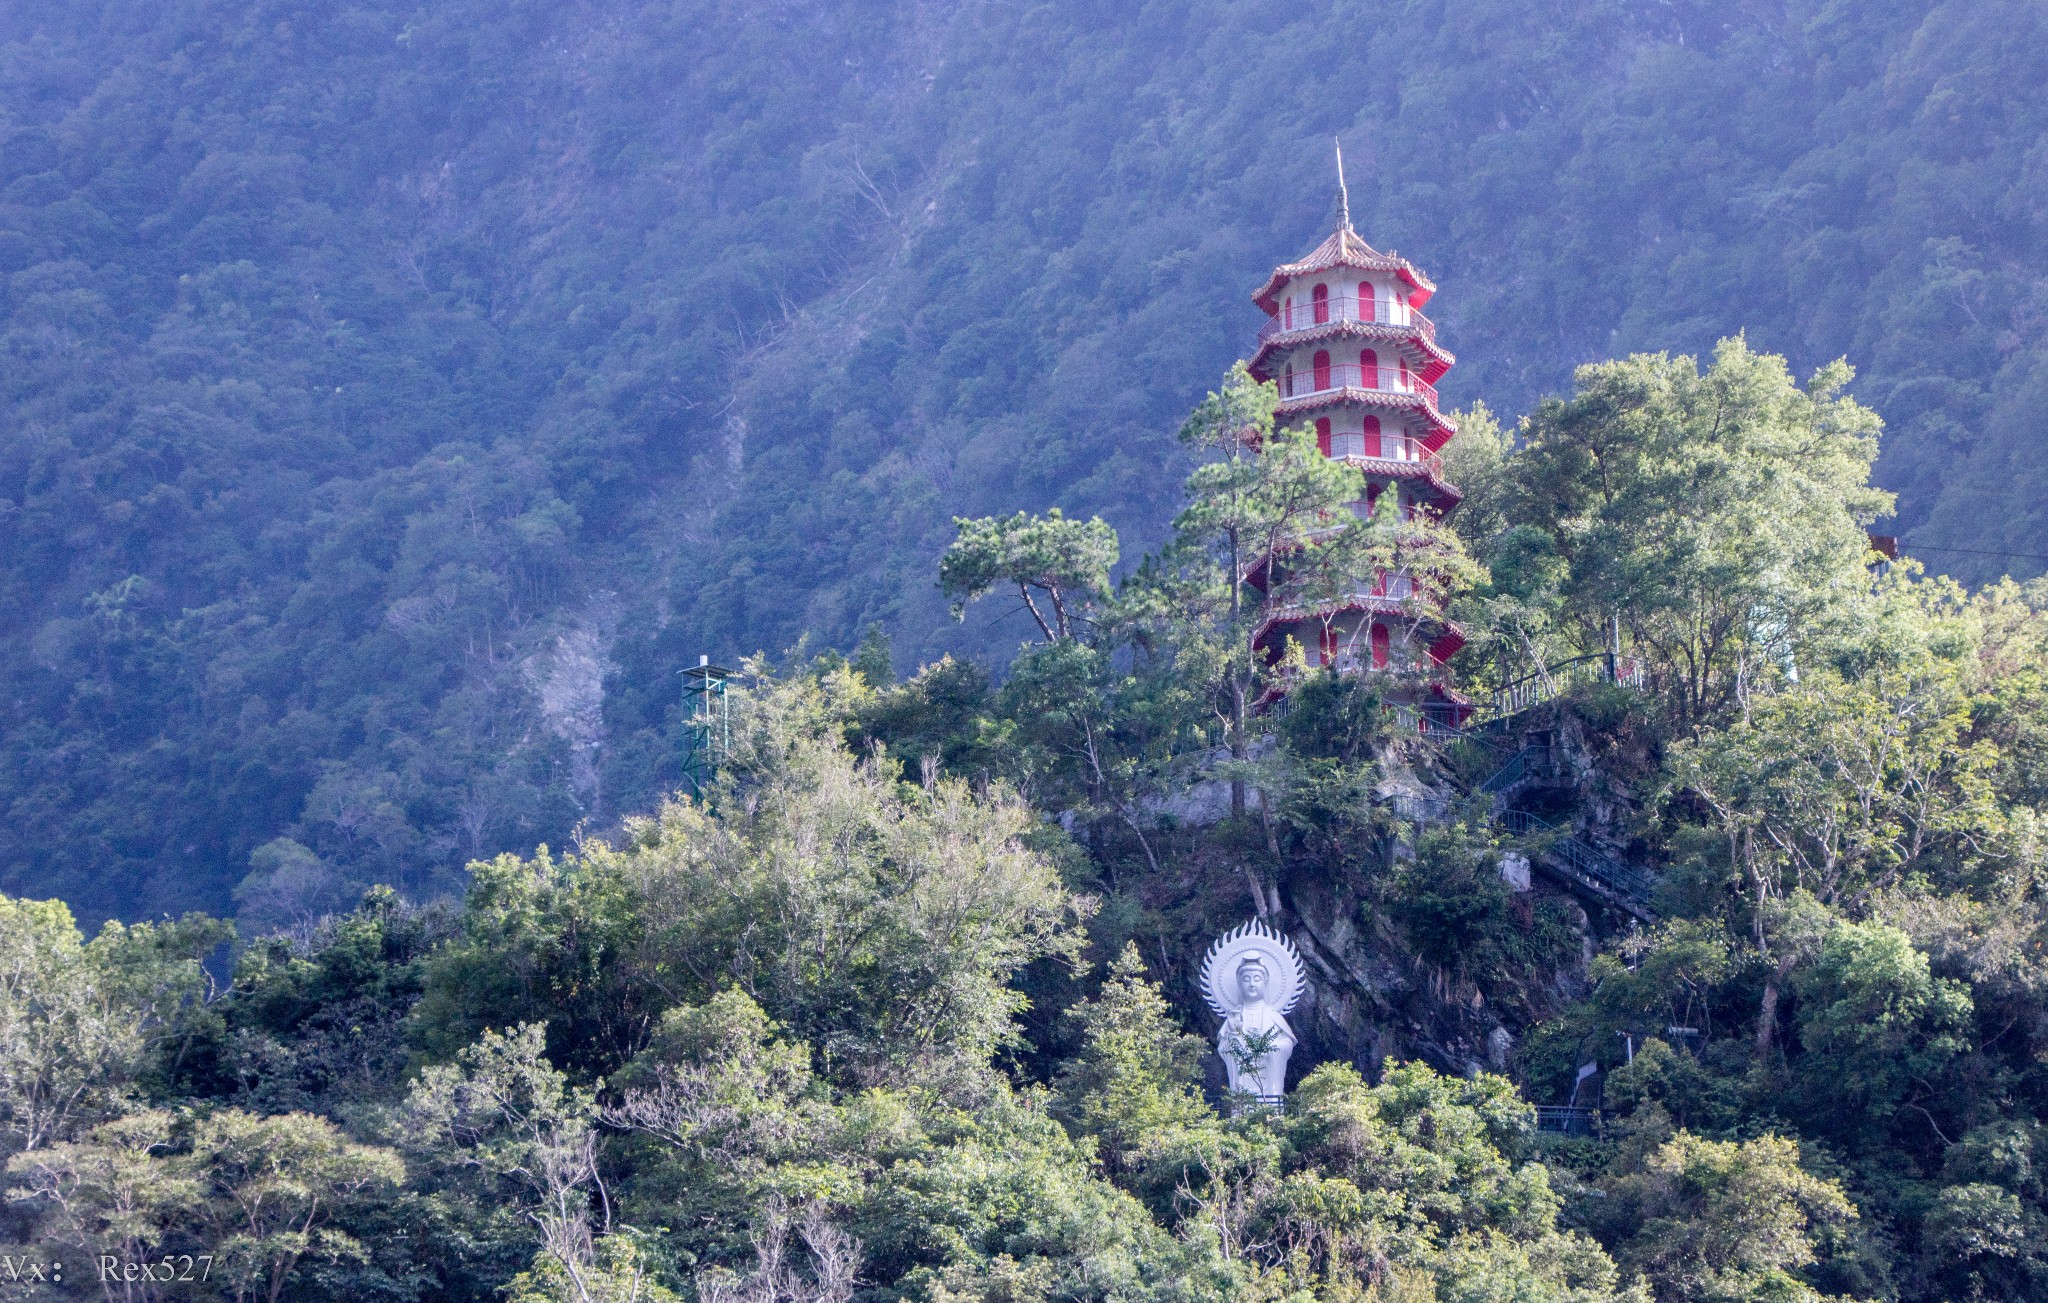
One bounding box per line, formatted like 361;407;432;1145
2;0;2043;925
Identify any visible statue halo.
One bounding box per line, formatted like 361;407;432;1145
1199;920;1306;1018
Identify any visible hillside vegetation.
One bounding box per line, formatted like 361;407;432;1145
3;340;2047;1302
3;0;2047;922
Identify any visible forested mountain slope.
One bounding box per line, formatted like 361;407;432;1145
3;0;2044;924
5;353;2044;1300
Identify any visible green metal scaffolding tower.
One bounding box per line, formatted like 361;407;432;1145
679;655;731;797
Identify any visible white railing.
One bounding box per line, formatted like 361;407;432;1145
1260;297;1437;344
1490;654;1646;718
1373;574;1416;599
1277;363;1440;409
1330;433;1440;472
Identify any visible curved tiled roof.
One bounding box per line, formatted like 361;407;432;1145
1248;317;1455;386
1249;596;1464;659
1272;386;1459;448
1251;223;1437;314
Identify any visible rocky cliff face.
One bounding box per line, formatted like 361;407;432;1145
1158;694;1661;1100
1284;874;1593;1083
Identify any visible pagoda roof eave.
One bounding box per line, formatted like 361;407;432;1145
1247;323;1455;385
1354;464;1463;511
1272;389;1460;443
1252;674;1472;714
1250;600;1463;653
1251;224;1438;314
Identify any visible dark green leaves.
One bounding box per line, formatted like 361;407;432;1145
940;509;1120;643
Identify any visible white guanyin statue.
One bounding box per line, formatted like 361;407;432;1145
1199;921;1307;1107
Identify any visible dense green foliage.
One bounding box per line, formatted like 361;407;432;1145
5;0;2047;924
4;335;2046;1300
4;0;2048;1293
0;676;1648;1303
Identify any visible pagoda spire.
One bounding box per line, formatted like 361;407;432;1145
1334;137;1351;232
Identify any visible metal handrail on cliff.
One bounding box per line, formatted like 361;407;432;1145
1534;1104;1603;1137
1409;736;1659;920
1399;652;1659;917
1475;745;1538;797
1417;653;1646;742
1488;652;1644;719
1497;808;1656;921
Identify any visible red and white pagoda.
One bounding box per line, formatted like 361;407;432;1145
1243;158;1466;693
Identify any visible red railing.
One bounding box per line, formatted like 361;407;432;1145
1277;363;1439;409
1259;298;1437;345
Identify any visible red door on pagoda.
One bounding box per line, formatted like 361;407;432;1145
1315;418;1332;457
1371;622;1390;669
1312;283;1329;324
1358;281;1375;323
1360;348;1379;390
1312;350;1331;391
1362;414;1381;458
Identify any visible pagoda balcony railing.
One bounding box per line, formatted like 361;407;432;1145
1260;298;1437;344
1329;435;1443;477
1372;573;1417;599
1252;591;1418;639
1277;364;1440;410
1258;572;1428;620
